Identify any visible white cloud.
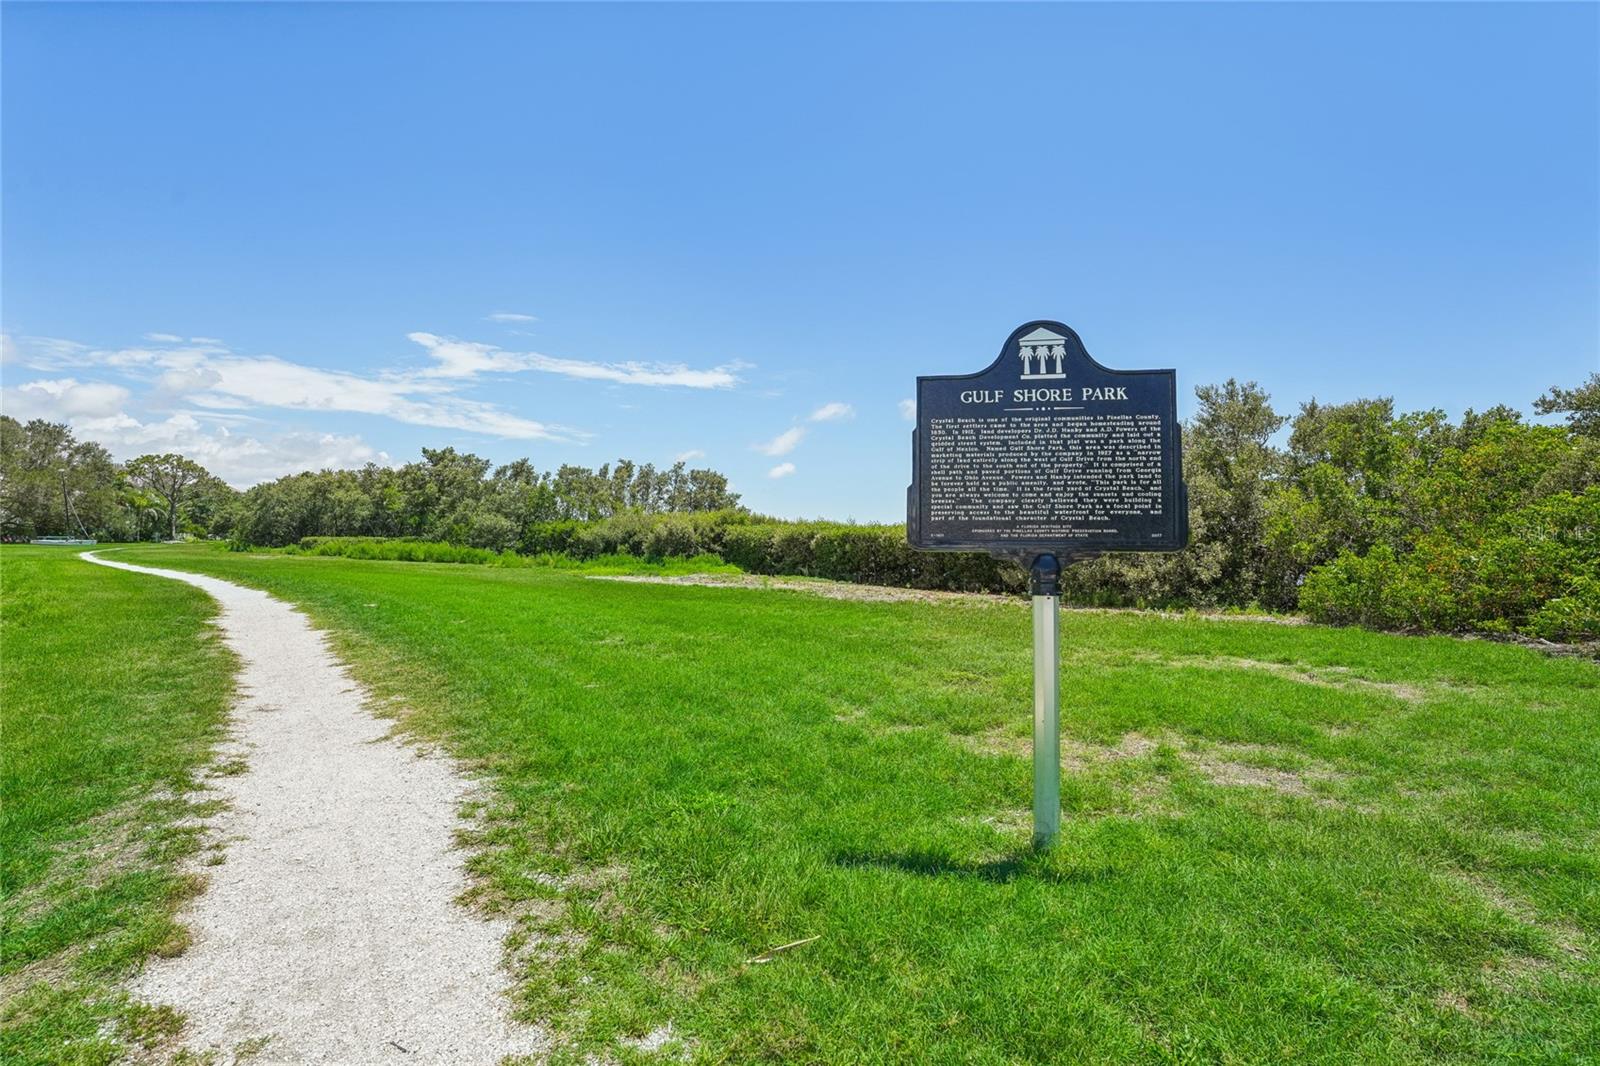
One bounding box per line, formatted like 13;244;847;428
2;377;131;420
674;449;706;463
153;366;223;399
81;411;391;487
407;332;741;389
899;398;916;422
486;311;538;323
808;401;854;423
10;335;93;369
7;334;581;443
405;333;530;378
4;323;749;477
767;462;796;479
195;353;575;441
522;351;741;389
0;374;391;487
753;401;851;460
754;426;806;456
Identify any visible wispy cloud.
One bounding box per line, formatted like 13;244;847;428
2;324;747;483
899;398;916;422
100;414;390;487
753;399;855;460
767;462;796;479
2;385;391;487
674;449;706;463
486;311;538;323
6;333;583;443
407;332;742;389
10;335;93;368
518;351;741;389
808;401;854;422
191;352;575;440
754;426;806;456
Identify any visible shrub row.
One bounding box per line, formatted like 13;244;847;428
505;512;1025;592
273;536;740;577
271;517;1031;595
292;536;516;565
515;511;742;561
1299;487;1600;641
719;523;1026;593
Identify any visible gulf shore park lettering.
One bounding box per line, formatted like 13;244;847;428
907;320;1188;850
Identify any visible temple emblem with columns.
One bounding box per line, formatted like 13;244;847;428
1017;326;1068;379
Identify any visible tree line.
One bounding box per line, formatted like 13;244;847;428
0;418;231;543
221;452;742;549
0;417;741;548
3;372;1595;638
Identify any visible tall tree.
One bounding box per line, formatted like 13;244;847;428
1185;380;1287;602
1535;373;1600;438
0;418;120;538
126;453;209;540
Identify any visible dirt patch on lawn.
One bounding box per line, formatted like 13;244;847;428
589;574;1308;625
1133;653;1436;702
1186;751;1323;798
1;787;219;932
960;728;1346;804
1452;868;1590;964
591;573;1012;606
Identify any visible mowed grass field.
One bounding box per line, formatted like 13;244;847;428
1;547;234;1064
8;543;1600;1064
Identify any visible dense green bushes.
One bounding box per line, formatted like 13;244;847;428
516;510;745;560
292;536;514;565
723;522;1026;592
516;514;1025;592
1300;487;1600;641
268;520;1028;593
258;535;739;576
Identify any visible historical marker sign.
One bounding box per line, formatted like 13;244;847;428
907;320;1187;565
907;320;1188;851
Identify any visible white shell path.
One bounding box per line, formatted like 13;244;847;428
85;551;544;1064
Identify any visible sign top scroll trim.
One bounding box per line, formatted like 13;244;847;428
915;319;1177;386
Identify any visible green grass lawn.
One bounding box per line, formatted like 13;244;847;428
12;543;1600;1064
1;546;234;1065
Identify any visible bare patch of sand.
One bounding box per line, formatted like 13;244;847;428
1186;753;1322;797
1133;652;1435;701
960;727;1347;805
591;572;1011;606
83;552;545;1065
588;574;1309;625
1451;867;1589;964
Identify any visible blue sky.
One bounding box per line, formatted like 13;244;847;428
3;2;1595;520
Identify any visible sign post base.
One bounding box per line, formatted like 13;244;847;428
1030;554;1061;851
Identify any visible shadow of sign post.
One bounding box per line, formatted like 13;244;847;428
907;320;1189;850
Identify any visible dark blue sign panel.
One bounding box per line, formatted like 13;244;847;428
908;321;1188;565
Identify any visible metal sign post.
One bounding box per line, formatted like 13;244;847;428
1030;555;1061;850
